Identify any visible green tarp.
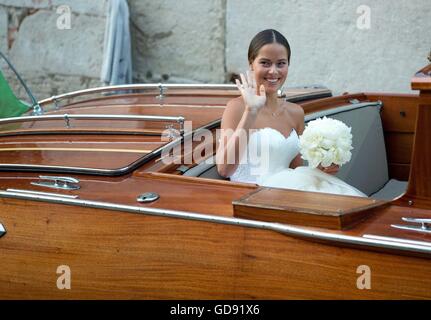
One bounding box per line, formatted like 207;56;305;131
0;69;29;118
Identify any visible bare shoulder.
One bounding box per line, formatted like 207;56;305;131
221;97;245;129
285;101;304;119
284;101;305;133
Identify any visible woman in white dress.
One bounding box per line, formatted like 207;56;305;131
215;29;366;197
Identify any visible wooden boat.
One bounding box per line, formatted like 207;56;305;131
0;59;430;299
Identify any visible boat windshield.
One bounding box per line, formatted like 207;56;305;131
0;51;32;118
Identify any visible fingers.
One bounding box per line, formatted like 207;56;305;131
329;164;340;172
240;73;249;89
318;164;339;175
246;70;255;89
235;79;243;93
259;84;266;96
323;164;339;175
237;71;258;92
246;71;251;86
249;70;259;94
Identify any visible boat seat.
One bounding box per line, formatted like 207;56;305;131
369;179;408;200
184;101;408;199
305;102;406;198
183;160;228;180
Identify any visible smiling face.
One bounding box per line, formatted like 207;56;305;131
250;43;289;95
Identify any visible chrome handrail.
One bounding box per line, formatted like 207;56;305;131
0;114;185;134
6;188;79;199
1;189;431;256
38;83;238;107
34;83;331;114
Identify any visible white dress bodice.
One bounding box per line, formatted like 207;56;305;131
230;127;299;184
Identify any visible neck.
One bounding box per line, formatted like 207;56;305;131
265;92;280;111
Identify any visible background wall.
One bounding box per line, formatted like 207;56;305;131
0;0;430;102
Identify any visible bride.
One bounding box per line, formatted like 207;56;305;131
215;29;366;197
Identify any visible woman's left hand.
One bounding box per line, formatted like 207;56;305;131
318;163;339;175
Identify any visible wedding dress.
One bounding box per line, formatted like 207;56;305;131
230;128;367;197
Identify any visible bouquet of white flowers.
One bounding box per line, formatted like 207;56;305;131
299;117;353;168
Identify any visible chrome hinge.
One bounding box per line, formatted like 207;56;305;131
156;83;165;105
32;103;43;116
31;176;80;190
391;217;431;234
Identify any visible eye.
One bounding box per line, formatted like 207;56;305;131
277;61;287;67
260;61;271;67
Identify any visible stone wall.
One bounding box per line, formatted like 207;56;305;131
0;0;430;103
0;0;107;101
226;0;431;94
128;0;226;84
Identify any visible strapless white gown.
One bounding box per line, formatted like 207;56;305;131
230;128;366;197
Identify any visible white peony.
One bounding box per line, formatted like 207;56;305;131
299;117;353;168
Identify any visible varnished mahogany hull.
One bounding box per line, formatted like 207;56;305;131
0;83;430;299
1;198;431;299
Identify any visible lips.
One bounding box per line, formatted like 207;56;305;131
264;78;280;85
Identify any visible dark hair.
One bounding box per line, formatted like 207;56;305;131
248;29;291;65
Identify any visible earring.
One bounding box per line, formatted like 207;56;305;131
277;86;286;98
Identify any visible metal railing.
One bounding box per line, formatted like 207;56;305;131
37;83;239;113
0;114;185;134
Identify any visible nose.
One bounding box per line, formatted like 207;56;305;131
269;64;277;74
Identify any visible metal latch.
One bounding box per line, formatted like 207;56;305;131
31;176;80;190
391;217;431;234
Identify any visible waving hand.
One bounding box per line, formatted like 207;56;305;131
235;71;266;114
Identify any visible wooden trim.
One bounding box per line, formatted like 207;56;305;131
399;71;431;207
388;163;410;181
411;64;431;90
384;132;414;164
379;99;418;133
300;93;368;114
138;171;258;189
233;187;388;229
